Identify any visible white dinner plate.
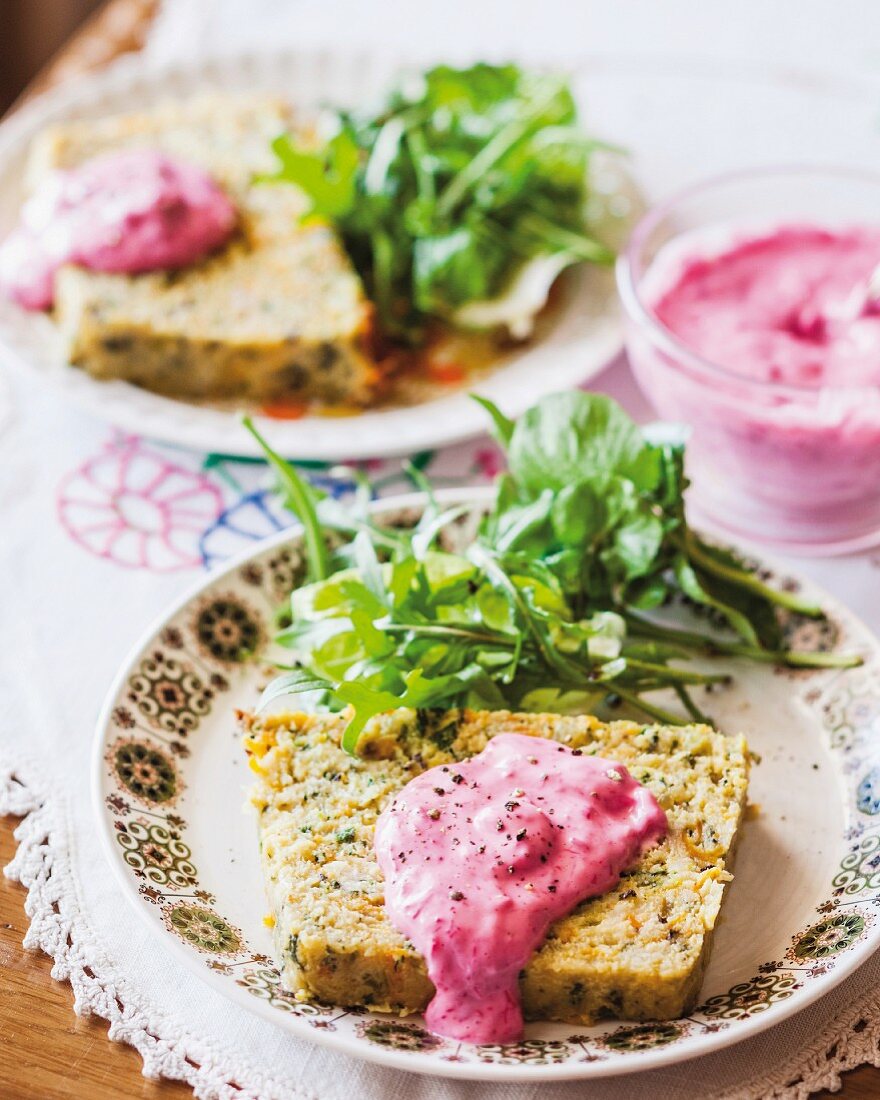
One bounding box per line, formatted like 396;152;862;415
2;52;879;459
93;487;880;1081
0;50;630;460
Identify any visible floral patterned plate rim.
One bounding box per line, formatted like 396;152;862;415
93;487;880;1081
0;49;625;461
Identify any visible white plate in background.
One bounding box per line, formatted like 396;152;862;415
0;51;628;460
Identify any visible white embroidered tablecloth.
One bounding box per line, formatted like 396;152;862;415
5;3;880;1098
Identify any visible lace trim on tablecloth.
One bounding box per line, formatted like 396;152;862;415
0;754;317;1100
3;755;880;1100
716;995;880;1100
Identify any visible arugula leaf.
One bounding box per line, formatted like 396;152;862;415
242;417;330;582
410;504;471;558
245;389;861;754
257;669;332;712
673;555;761;647
262;63;613;342
352;531;387;605
684;532;822;620
261;132;359;219
336;666;485;753
469;395;515;448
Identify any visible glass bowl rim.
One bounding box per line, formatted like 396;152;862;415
615;163;880;397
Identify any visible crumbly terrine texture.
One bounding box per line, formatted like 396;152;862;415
243;707;749;1025
31;95;376;405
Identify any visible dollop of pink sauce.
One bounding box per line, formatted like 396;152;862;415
652;225;880;388
374;733;667;1044
0;149;237;310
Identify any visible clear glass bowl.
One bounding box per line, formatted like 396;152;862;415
616;166;880;554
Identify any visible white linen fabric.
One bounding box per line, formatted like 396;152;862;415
5;3;880;1098
6;363;880;1100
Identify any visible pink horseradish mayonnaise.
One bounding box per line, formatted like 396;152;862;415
623;221;880;548
652;225;880;388
0;149;237;310
374;733;667;1044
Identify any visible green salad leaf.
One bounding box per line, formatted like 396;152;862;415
261;62;614;343
245;393;862;753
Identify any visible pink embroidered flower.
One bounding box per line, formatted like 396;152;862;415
58;435;224;572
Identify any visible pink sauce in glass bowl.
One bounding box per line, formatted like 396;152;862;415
616;167;880;554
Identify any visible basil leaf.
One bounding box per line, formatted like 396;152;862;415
506;392;647;494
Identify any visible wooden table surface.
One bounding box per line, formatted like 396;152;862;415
1;3;880;1098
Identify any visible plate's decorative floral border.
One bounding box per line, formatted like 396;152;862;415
96;499;880;1074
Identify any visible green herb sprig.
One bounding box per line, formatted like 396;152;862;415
243;393;861;754
261;62;613;343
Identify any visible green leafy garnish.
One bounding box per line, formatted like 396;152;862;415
242;416;330;583
248;392;862;753
262;62;614;343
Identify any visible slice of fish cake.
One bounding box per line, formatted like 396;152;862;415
30;95;376;405
244;707;749;1025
